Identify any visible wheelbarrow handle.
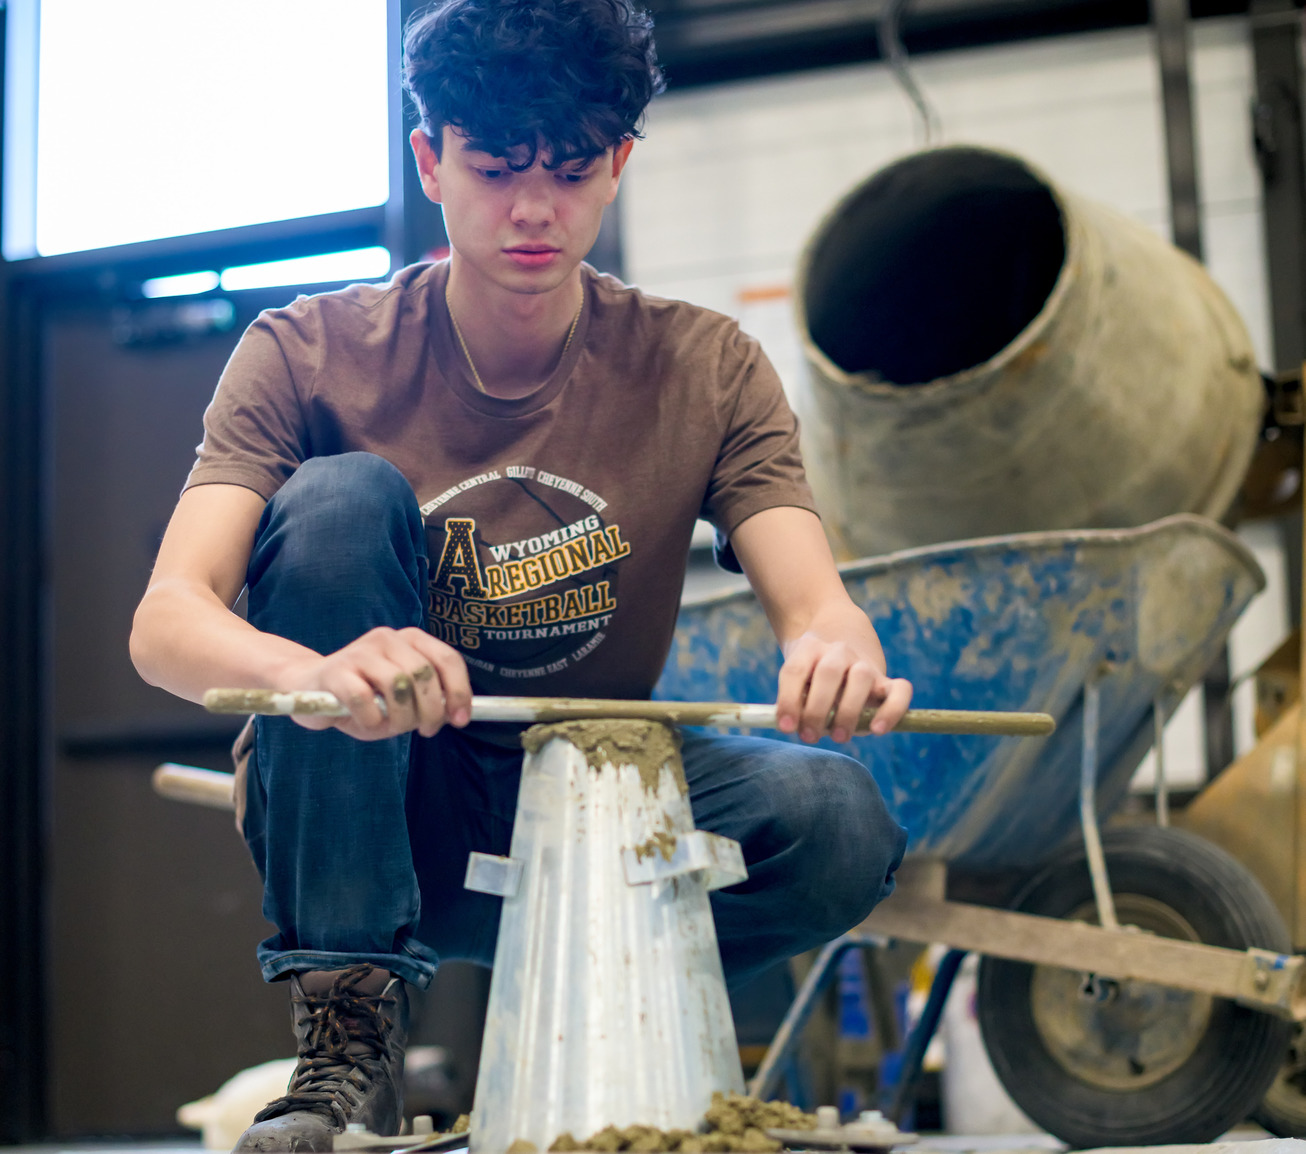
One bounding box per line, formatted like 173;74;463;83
202;688;1056;738
152;762;237;809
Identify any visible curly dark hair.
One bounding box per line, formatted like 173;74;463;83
403;0;665;170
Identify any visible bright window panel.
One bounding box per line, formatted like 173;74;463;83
33;0;390;256
219;246;392;290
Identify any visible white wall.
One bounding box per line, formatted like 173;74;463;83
623;17;1270;363
625;17;1291;783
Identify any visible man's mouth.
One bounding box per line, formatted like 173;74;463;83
505;245;561;267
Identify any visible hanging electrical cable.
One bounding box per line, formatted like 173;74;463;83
877;0;942;144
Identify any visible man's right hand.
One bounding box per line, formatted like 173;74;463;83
131;485;471;741
277;626;472;740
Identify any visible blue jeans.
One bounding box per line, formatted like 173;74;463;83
241;453;907;990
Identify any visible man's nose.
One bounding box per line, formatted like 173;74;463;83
510;179;556;227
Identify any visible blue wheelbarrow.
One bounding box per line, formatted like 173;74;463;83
655;514;1303;1147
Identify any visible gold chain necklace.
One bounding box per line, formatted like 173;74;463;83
446;282;582;395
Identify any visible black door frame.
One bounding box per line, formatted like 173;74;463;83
0;0;420;1136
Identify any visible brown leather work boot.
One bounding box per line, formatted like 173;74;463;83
233;964;408;1152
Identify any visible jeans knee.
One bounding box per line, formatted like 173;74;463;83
783;751;907;933
695;737;908;978
268;454;419;550
250;454;426;600
247;453;428;644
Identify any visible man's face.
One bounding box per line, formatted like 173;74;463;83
411;127;633;297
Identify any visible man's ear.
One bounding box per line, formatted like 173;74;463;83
605;138;635;204
410;128;444;204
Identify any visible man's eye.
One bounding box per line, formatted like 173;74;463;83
560;171;588;184
479;168;504;180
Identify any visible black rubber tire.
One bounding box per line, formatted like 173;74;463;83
1252;1025;1306;1137
976;826;1292;1148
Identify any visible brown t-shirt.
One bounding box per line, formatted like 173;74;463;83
187;260;815;701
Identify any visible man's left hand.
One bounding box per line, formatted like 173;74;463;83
727;506;913;744
777;618;913;743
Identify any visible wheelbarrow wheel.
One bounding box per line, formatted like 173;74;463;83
1252;1024;1306;1137
975;825;1291;1147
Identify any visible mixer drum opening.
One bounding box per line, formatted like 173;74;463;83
804;148;1066;386
792;144;1263;555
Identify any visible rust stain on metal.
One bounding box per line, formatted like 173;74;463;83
522;719;686;794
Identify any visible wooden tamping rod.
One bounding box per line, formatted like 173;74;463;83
202;688;1055;738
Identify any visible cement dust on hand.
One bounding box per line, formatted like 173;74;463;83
548;1092;819;1152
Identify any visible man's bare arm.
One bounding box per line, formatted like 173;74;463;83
129;483;471;740
729;506;912;743
131;484;291;700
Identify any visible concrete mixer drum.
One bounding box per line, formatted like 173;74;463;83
793;146;1264;557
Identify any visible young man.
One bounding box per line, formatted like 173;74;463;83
130;1;911;1149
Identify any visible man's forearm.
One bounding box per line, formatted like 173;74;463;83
130;578;318;705
727;505;912;737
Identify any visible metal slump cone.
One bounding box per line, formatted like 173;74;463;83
465;720;748;1153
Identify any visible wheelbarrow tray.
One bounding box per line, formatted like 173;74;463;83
655;514;1263;871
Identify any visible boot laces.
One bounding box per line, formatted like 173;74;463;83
254;965;397;1129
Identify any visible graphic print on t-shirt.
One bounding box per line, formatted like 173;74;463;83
420;465;629;681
